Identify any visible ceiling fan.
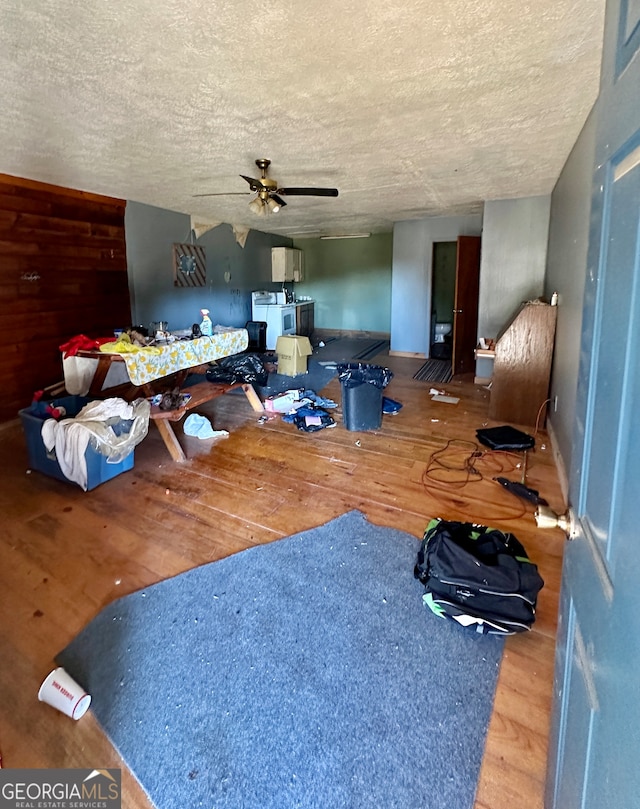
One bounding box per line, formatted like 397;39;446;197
194;158;339;215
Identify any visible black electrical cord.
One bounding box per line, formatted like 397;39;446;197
421;438;529;521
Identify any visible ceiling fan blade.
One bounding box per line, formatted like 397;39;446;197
270;194;287;207
240;174;267;191
278;187;339;197
192;192;251;197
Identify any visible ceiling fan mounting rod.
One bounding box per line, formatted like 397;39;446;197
253;158;277;191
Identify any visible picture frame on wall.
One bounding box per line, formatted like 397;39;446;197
173;243;206;287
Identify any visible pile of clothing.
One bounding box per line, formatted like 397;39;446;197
281;390;338;432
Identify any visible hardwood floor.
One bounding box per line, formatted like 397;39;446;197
0;352;566;808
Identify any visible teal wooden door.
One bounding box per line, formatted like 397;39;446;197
546;2;640;807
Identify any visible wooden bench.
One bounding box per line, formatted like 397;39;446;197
149;380;263;463
72;346;264;462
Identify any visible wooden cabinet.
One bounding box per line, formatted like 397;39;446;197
296;302;314;337
272;247;304;282
488;301;557;427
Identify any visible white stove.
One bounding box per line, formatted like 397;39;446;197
251;291;297;350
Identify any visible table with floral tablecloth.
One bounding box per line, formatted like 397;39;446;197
98;330;249;387
64;329;249;395
63;328;255;463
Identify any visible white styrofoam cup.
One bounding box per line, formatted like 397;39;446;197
38;667;91;720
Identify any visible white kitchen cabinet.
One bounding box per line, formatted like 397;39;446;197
272;247;304;282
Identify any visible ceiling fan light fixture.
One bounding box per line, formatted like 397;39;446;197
196;159;339;213
248;197;265;216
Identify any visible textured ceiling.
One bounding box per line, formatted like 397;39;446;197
0;1;604;238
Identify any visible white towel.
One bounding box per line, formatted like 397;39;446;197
41;398;148;490
42;418;93;490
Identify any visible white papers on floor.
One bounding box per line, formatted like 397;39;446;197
429;388;459;404
431;394;460;404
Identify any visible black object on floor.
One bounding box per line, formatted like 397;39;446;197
494;477;548;505
476;426;535;451
415;518;544;635
313;337;389;363
256;359;337;397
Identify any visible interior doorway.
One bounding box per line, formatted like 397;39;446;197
429;236;482;375
430;242;457;360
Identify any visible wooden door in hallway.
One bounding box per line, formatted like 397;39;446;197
452;235;481;376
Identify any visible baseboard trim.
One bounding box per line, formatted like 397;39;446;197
388;350;427;359
313;328;390;341
546;418;569;508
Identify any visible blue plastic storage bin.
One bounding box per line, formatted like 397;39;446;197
19;395;134;490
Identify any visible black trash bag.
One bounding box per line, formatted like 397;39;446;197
336;362;393;389
206;353;269;386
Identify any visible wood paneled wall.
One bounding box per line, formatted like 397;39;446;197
0;174;131;422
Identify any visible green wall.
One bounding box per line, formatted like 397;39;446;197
432;242;457;323
125;201;392;337
292;233;392;333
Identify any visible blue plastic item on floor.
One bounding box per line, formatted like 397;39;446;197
184;413;216;438
382;397;403;414
19;395;134;490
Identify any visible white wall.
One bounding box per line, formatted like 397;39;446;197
390;214;483;355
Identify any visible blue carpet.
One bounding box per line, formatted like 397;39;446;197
56;511;503;809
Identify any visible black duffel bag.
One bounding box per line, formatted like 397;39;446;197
414;518;544;636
